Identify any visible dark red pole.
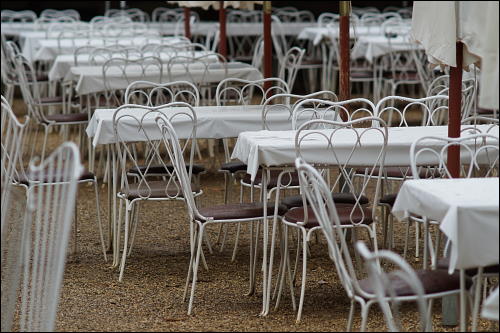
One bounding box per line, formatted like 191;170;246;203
263;1;272;96
339;1;351;121
184;7;191;40
447;42;463;178
218;1;227;58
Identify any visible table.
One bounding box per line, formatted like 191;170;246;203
351;35;421;62
232;125;499;181
28;36;184;62
231;124;499;316
66;62;262;96
86;105;297;146
392;177;499;330
48;51;218;81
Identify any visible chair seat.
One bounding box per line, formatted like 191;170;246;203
128;164;205;176
437;257;500;276
121;180;200;200
351;71;374;79
379;193;397;206
281;193;369;209
283;205;373;228
359;269;472;297
17;168;95;185
242;170;300;189
45;112;88;123
355;166;432;179
383;71;420;81
198;202;288;221
219;160;247;173
39;96;64;104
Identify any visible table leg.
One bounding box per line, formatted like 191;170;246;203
260;168;268;316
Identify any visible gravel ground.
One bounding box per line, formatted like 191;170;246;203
7;99;499;332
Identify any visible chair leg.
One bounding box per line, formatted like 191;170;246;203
296;228;308;323
187;223;205;315
403;219;411;260
471;268;484;332
360;301;371;332
118;202;131;282
93;180;107;262
347;300;355;332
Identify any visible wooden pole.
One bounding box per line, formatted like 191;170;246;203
447;42;463;178
184;7;191;40
218;1;227;58
339;1;351;121
263;1;272;95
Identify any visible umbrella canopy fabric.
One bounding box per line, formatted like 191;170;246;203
412;1;498;109
167;1;263;10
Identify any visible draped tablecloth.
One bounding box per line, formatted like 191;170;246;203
66;62;262;96
482;287;499;321
392;177;499;273
231;125;499;181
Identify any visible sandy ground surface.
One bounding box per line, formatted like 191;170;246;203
5;98;499;332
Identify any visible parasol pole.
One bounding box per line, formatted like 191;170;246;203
339;1;351;121
447;43;463;178
184;7;191;40
263;1;272;96
218;1;227;58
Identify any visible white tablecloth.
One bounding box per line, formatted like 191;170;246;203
351;35;421;62
29;37;184;62
482;287;499;321
48;51;217;81
231;125;499;181
392;177;499;273
86;105;295;146
67;62;261;96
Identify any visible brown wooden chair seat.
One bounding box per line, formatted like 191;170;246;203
359;269;472;297
219;160;247;173
241;169;300;189
121;180;201;200
281;193;369;210
198;202;288;221
355;166;433;179
128;164;206;176
284;204;374;229
44;112;88;123
351;71;374;79
379;193;398;207
17;168;95;185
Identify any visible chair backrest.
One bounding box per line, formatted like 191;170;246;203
19;142;82;332
167;53;228;103
352;6;380;16
1;9;37;23
251;36;264;72
355;242;428;332
102;56;164;105
227;9;262;23
295;117;388;225
317;12;340;27
155;113;203;221
89;46;142;65
34;15;77;29
152;7;183;22
397;7;413;19
113;103;197;199
275;10;315;23
1;96;29;231
261;91;338;131
101;22;155;39
216;77;290;107
1;37;21;86
375;95;449;127
292;97;376;130
40;8;80;20
410;133;499;179
278;47;305;91
14;55;47;124
124;80;200;106
270;15;289;60
90;15;133;29
56;30;93;54
105;8;149;22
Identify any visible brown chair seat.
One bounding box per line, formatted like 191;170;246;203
219;160;247;173
355;166;433;179
39;96;64;104
242;170;300;189
283;205;373;228
128;164;206;176
379;193;398;206
351;71;374;79
281;193;369;209
383;71;420;81
121;180;200;200
17;168;95;185
198;202;288;221
359;269;472;297
45;112;88;123
437;257;500;276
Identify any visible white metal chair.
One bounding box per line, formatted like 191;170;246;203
112;103;203;281
40;8;80;20
294;156;468;331
152;7;183;22
278;47;305;92
272;116;385;322
105;8;149;22
1;9;37;23
154;112;287;315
